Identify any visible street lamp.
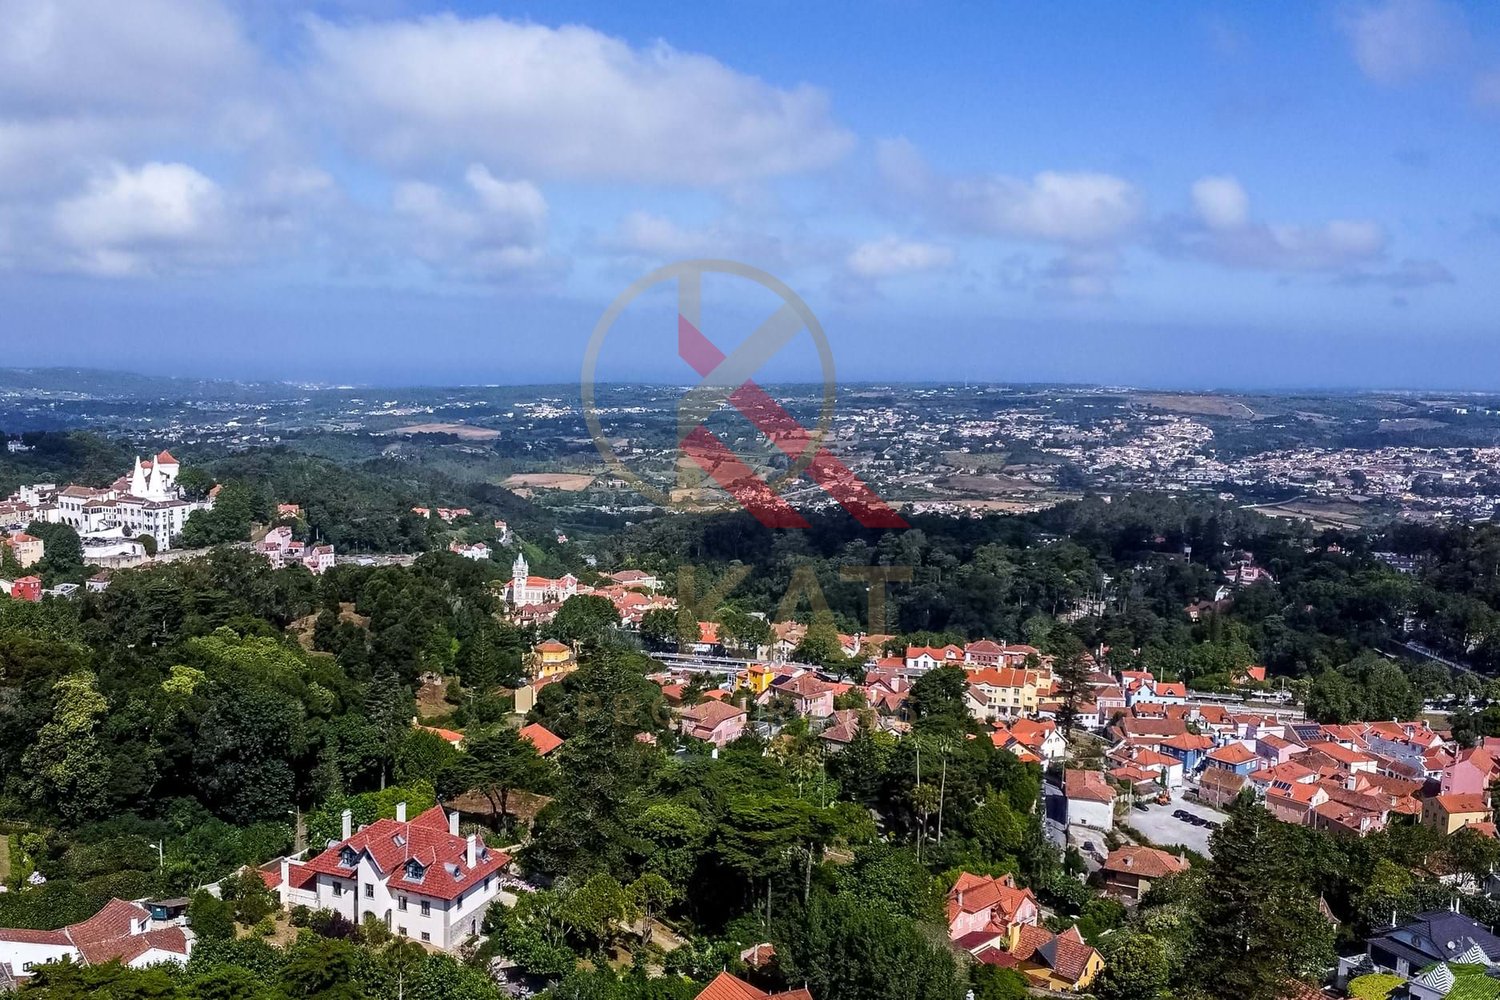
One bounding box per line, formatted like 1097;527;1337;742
148;841;163;873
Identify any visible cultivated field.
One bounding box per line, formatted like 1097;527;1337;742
391;422;501;440
503;472;596;491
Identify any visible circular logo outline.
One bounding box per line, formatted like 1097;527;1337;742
580;259;837;509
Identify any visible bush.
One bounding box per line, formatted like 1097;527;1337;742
188;890;235;941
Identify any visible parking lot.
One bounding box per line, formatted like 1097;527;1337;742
1123;791;1226;856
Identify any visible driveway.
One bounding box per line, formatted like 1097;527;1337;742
1122;790;1225;857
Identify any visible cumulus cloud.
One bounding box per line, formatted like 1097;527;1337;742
1191;175;1250;230
51;161;227;275
392;164;551;278
875;137;1143;247
1340;0;1467;84
1161;174;1391;273
303;14;854;185
846;236;954;279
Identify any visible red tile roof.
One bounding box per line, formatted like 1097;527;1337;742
1207;743;1259;766
695;972;813;1000
1102;846;1189;879
946;872;1039;931
296;805;509;901
1432;793;1490;815
0;898;192;967
518;723;563;756
1064;769;1115;804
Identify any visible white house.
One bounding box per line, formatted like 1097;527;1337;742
1064;769;1116;831
272;803;509;952
449;541;491;561
0;898;192;981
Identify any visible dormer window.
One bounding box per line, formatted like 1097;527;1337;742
339;847;358;868
392;834;406;847
404;860;425;882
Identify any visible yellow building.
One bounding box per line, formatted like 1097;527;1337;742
532;640;578;680
735;663;775;696
1001;923;1104;993
2;532;43;569
1422;793;1492;835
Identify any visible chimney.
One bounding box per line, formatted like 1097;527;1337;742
279;858;291;908
396;801;407;823
467;833;477;868
341;808;352;841
448;808;460;837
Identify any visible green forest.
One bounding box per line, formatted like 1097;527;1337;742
7;435;1500;999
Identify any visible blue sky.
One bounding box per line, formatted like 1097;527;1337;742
3;0;1500;387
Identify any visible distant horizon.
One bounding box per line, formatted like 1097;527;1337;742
4;363;1500;398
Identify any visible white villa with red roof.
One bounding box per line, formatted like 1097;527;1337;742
269;803;509;951
0;898;192;982
505;554;579;608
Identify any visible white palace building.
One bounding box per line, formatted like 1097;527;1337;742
2;450;214;553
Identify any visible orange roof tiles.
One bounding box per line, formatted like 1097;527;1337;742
518;723;563;756
1103;846;1190;879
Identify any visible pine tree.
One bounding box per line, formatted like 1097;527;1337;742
1189;792;1334;1000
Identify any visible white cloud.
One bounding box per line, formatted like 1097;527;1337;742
1191;175;1250;230
602;210;794;269
392;164;550;278
52;161;226;275
949;172;1142;245
1165;175;1389;273
303;14;854;185
0;0;252;115
846;236;954;279
1341;0;1467;84
875;137;1143;246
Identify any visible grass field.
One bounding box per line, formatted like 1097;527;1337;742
1133;393;1256;418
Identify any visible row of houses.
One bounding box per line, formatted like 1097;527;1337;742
1100;697;1500;840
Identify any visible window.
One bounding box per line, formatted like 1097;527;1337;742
398;896;408;912
483;877;492;892
420;932;431;942
398;926;407;937
364;884;374;898
420;901;431;916
332;882;343;897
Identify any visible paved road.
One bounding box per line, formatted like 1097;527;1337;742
1122;790;1225;857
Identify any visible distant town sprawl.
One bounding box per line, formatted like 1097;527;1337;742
8;375;1500;526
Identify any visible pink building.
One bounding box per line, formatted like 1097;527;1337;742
946;872;1040;949
1441;747;1498;796
768;673;837;719
678;701;747;748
